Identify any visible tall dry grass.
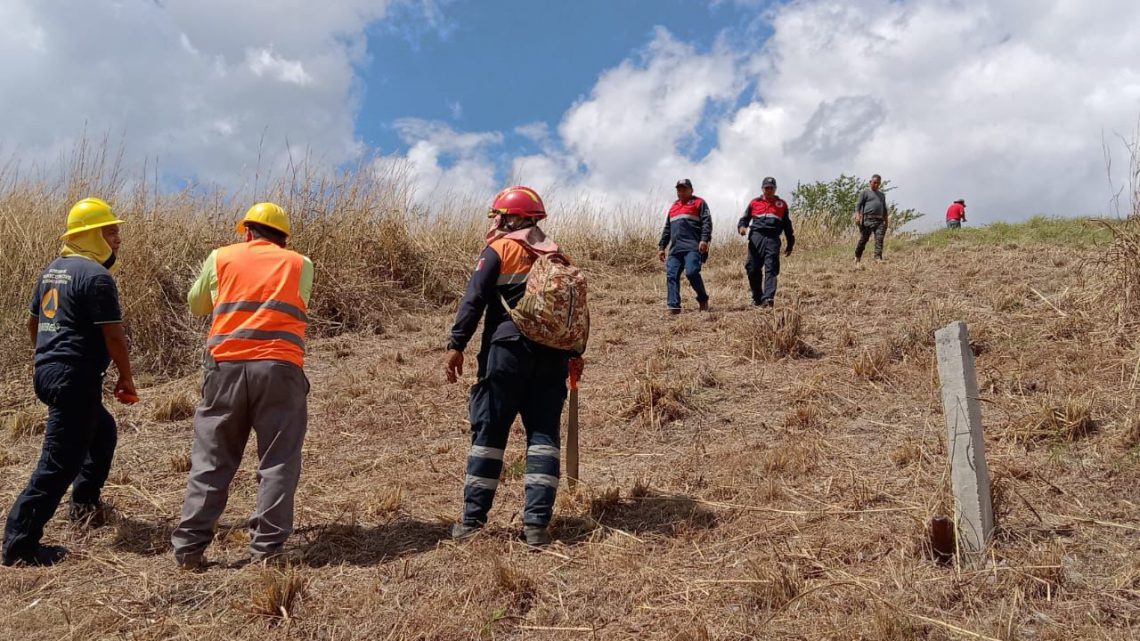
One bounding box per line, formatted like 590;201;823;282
2;144;860;380
0;152;658;378
1;147;461;376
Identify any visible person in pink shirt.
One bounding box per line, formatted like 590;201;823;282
946;199;966;229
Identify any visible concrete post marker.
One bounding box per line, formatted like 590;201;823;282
935;321;994;559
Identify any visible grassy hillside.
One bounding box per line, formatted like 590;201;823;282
1;206;1137;639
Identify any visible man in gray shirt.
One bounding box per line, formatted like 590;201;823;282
854;174;888;262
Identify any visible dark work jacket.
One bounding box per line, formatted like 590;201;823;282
659;196;713;255
448;238;534;356
737;197;796;250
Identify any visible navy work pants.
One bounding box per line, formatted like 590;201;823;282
745;233;782;305
3;363;116;558
665;250;709;310
463;337;570;527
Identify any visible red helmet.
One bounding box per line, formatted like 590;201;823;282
489;186;546;220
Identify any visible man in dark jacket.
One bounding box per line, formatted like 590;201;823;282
737;177;795;307
444;186;571;547
658;179;712;314
854;174;889;262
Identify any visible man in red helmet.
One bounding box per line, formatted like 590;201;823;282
444;186;572;547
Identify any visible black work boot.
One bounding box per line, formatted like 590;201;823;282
698;300;710;312
523;525;552;547
176;552;207;572
2;544;68;567
69;500;110;528
450;522;482;541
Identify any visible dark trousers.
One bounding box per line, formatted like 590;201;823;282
3;363;116;558
745;233;782;304
463;338;569;527
855;220;886;259
665;250;709;309
947;220;962;229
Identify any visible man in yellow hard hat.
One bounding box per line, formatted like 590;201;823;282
3;198;137;567
171;203;314;570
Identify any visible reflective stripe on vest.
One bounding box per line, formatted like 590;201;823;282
208;240;308;367
490;238;535;290
750;198;787;221
212;299;309;322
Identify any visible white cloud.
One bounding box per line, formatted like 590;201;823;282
0;0;425;186
246;48;313;86
390;0;1140;228
10;0;1140;228
514;122;550;144
378;118;502;199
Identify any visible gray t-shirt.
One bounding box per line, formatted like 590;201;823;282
857;188;888;220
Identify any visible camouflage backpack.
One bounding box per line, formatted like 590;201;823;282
500;250;590;354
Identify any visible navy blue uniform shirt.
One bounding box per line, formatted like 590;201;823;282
29;256;122;372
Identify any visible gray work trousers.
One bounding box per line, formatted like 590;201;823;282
171;359;308;562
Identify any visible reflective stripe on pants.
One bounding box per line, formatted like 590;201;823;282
462;338;569;527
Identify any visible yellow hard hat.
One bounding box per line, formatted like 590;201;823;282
236;202;291;237
61;197;125;238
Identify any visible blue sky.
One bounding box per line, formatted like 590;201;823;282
360;0;768;159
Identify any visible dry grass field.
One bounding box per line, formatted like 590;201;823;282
0;165;1138;639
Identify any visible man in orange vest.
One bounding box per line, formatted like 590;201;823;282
171;203;313;570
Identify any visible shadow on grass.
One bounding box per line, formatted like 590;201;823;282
554;489;718;545
111;516;176;556
296;517;449;567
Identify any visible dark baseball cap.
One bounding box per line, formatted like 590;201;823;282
762;177;777;188
675;178;693;188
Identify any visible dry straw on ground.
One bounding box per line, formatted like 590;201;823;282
0;156;1137;639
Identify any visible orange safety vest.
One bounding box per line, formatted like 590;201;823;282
207;240;308;368
490;238;537;287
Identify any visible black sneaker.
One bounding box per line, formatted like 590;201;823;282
698;300;710;312
450;522;482;541
2;544;68;567
69;501;110;528
523;525;552;547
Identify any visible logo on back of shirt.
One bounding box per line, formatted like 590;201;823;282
41;288;59;320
